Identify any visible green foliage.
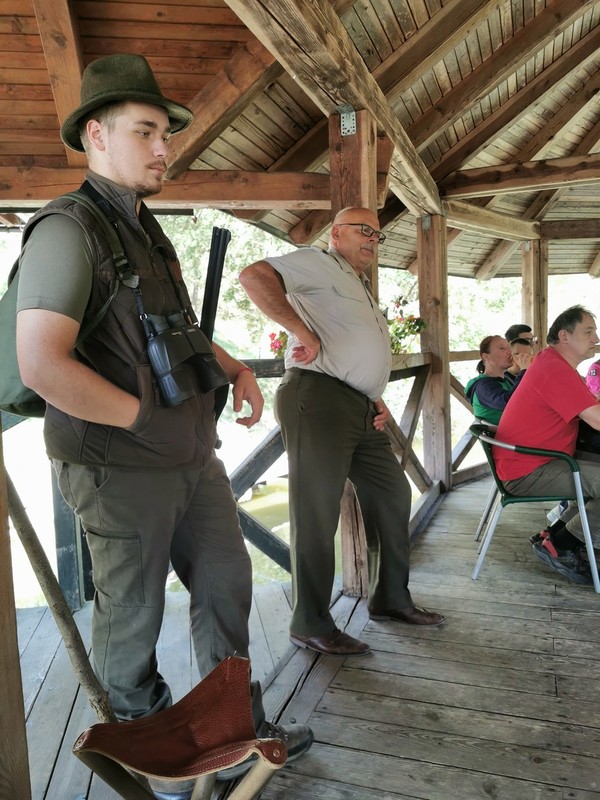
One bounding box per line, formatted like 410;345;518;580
159;210;293;352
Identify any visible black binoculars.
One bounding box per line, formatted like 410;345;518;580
146;312;229;407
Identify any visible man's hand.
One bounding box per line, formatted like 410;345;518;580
291;329;321;364
512;352;533;371
231;369;264;428
372;398;390;431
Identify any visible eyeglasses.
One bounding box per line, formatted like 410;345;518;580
336;222;386;244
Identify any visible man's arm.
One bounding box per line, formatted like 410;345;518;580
212;342;263;427
239;260;320;364
579;403;600;431
17;308;140;427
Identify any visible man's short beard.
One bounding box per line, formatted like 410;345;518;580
135;182;162;199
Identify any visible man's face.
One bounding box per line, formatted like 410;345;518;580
330;211;383;274
562;314;600;363
91;102;171;197
511;341;533;357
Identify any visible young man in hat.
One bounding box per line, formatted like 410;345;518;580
15;54;312;797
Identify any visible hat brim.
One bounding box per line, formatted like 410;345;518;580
60;91;193;152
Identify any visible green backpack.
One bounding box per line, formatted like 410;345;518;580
0;189;131;419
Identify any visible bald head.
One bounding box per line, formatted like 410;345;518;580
329;207;383;275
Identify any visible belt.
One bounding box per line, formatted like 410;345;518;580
287;367;370;402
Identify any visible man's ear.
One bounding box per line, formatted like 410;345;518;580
557;328;570;343
86;119;106;152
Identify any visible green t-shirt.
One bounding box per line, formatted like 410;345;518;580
17;214;94;323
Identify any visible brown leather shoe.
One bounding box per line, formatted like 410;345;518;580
369;605;445;626
290;628;371;655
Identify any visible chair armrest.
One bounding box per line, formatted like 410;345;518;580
480;433;579;472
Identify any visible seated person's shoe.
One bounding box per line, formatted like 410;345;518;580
531;538;593;585
216;721;313;781
289;628;370;655
368;605;445;626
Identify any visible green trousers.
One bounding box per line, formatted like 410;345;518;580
54;454;258;721
276;369;413;637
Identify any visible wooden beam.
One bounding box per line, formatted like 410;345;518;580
418;215;451;489
407;0;595;151
31;0;86;169
0;437;32;799
266;0;504;175
169;0;355;186
166;37;283;179
514;69;600;163
372;0;504;107
429;23;600;182
474;120;600;280
589;250;600;278
521;240;548;342
290;135;393;244
440;153;600;198
0;213;23;227
442;200;540;241
329;109;378;294
224;0;441;216
0;167;331;208
540;220;600;240
289;210;331;245
414;75;600;273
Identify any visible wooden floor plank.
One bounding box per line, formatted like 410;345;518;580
318;688;600;759
16;477;600;799
333;667;600;728
264;743;567;799
312;711;599;792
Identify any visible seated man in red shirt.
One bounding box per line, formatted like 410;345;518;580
494;305;600;585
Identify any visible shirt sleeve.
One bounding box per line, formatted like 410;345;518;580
265;248;329;294
535;355;598;420
472;373;524;411
17;214;94;323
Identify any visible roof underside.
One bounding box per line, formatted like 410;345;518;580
2;0;600;279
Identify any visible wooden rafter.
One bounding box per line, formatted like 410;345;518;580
0;167;331;209
407;0;595;152
167;0;356;180
540;220;600;240
429;23;600;181
440;153;600;198
269;0;501;238
224;0;441;216
443;200;540;241
31;0;86;169
474;117;600;280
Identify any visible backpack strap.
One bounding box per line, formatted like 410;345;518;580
61;184;139;345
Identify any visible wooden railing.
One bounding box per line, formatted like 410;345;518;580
0;350;486;608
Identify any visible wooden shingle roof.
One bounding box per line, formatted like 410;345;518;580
1;0;600;278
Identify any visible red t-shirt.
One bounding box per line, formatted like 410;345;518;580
494;347;598;480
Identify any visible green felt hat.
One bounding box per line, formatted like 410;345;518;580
60;54;193;152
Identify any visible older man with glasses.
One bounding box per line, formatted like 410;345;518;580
239;206;445;658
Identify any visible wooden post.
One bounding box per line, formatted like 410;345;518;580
329;108;378;598
329;108;379;298
521;239;548;345
340;482;369;597
0;432;32;799
418;214;452;489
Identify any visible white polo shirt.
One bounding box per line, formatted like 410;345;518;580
266;246;391;400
